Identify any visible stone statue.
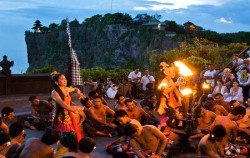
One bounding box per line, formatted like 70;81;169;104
0;55;14;75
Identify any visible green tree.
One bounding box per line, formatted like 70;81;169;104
32;20;42;33
70;18;80;27
49;23;59;31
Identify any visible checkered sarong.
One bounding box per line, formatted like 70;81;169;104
66;18;83;86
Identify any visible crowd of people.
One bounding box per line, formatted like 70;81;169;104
1;56;250;158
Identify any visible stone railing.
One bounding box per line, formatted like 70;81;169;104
0;73;51;95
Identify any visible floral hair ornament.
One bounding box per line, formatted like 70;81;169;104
51;71;59;80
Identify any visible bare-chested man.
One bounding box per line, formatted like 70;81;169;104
198;125;227;158
190;105;217;140
124;124;167;158
0;117;8;134
16;127;60;158
106;109;142;152
89;96;116;133
235;103;250;143
205;97;228;116
125;99;150;124
214;93;231;113
211;106;246;157
114;94;127;111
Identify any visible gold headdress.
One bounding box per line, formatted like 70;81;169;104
50;71;59;80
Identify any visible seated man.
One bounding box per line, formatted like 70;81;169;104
0;117;8;134
0;133;11;158
198;125;227;158
26;96;54;130
88;96;116;136
235;103;250;143
124;124;167;158
0;122;26;158
211;106;247;157
80;97;111;137
190;104;217;140
15;127;61;158
1;106;16;126
62;137;96;158
125;99;150;125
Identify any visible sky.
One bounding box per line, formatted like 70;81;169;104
0;0;250;74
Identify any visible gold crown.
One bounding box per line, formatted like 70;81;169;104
50;71;59;80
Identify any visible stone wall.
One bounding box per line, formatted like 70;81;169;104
0;73;51;95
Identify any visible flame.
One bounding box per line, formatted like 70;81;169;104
180;88;192;96
158;83;168;89
174;61;193;77
202;82;210;89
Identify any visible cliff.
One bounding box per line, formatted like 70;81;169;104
25;23;179;72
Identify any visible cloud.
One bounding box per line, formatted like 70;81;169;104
133;0;225;11
133;7;148;11
216;17;232;24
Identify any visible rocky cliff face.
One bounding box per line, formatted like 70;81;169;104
25;23;179;71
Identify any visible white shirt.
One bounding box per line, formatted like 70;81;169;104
204;70;218;87
128;71;141;83
141;75;155;91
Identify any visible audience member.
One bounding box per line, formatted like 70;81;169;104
141;68;155;98
221;68;235;90
211;79;228;98
237;67;250;102
225;80;244;103
128;67;141;99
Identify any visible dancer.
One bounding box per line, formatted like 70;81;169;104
50;71;85;157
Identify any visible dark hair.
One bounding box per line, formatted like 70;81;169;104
229;100;237;106
88;90;97;98
124;123;138;137
28;95;38;102
1;106;14;117
217;79;224;84
203;102;214;111
93;95;102;101
0;133;10;145
115;93;123;100
41;127;61;145
214;93;223;98
9;122;24;138
114;109;128;119
50;72;65;122
211;125;226;138
147;101;155;110
62;156;76;158
231;106;246;116
124;99;133;105
80;97;90;106
241;67;249;73
79;137;96;153
60;132;77;151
